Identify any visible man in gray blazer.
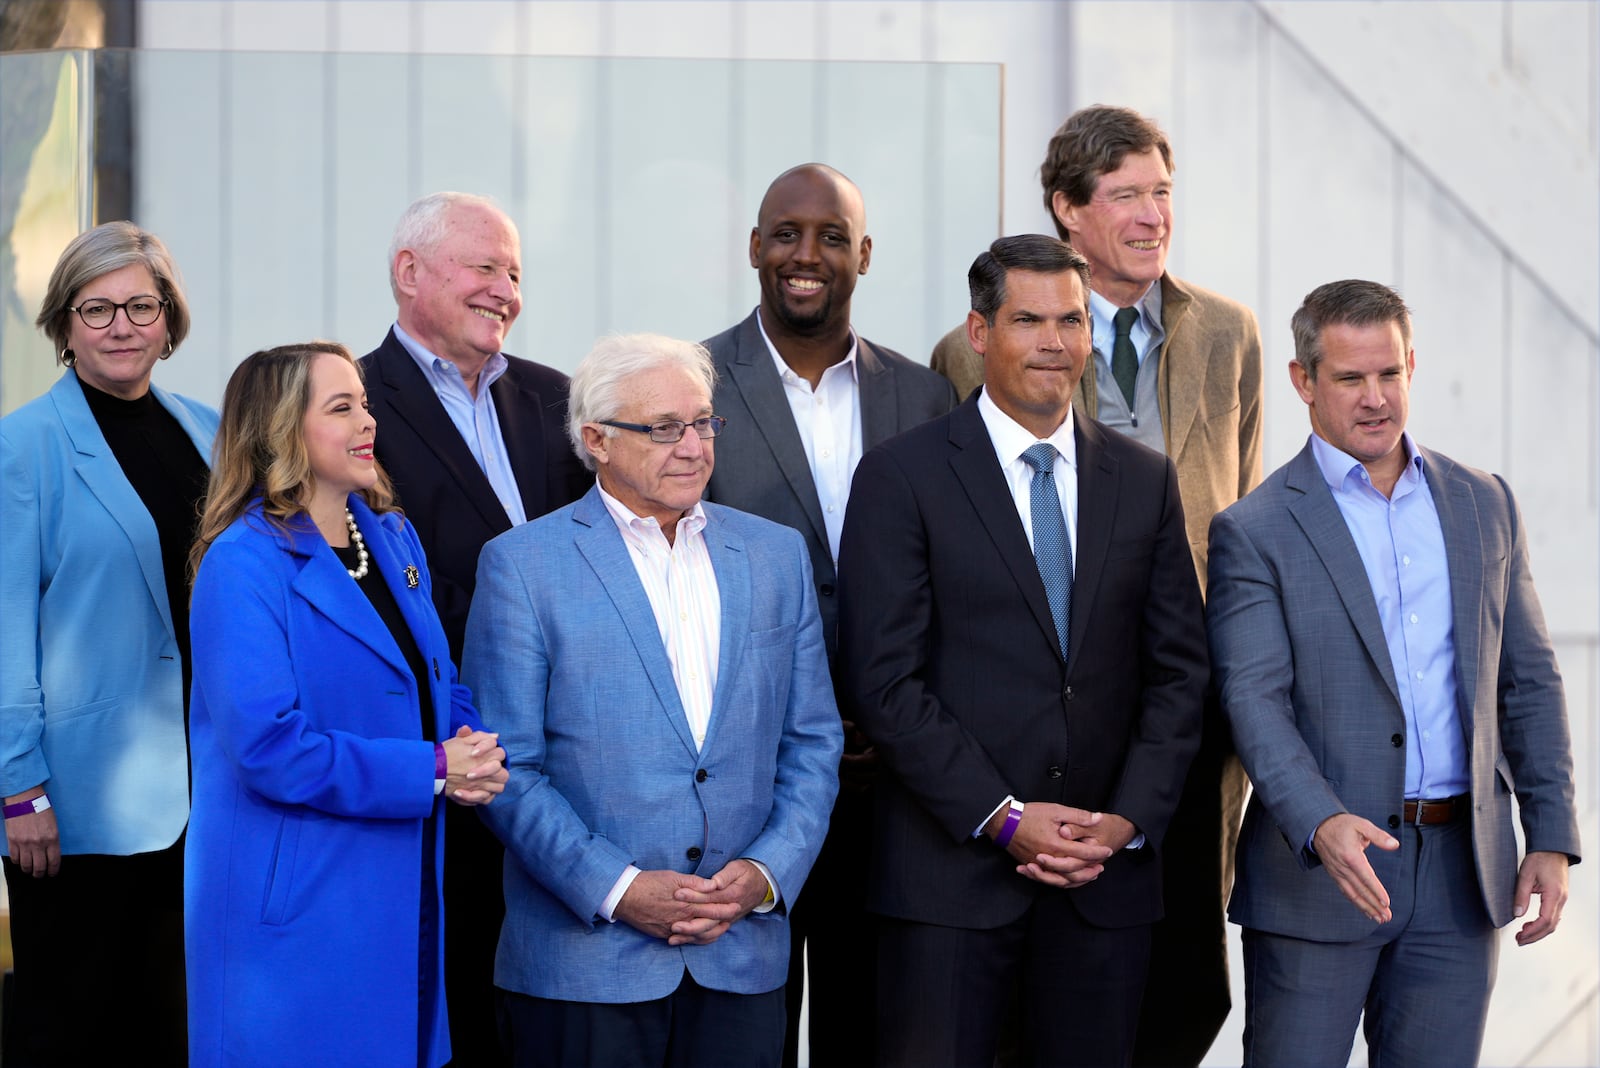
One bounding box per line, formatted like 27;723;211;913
702;162;955;1068
1207;279;1580;1067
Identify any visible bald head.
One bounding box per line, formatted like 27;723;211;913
750;164;872;339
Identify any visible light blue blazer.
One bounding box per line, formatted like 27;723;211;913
185;497;480;1068
1208;443;1581;942
464;487;842;1003
0;370;217;855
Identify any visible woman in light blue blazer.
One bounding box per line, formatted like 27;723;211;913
1;222;216;1064
185;341;507;1068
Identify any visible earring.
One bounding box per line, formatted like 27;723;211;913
62;348;76;367
159;339;173;360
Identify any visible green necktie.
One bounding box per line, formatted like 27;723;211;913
1111;305;1139;409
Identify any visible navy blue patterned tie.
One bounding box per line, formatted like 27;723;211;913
1023;443;1072;662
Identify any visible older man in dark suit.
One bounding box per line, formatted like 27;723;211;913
701;163;954;1068
840;235;1207;1067
360;191;588;1066
1208;279;1579;1067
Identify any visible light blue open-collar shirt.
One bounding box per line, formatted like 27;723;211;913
393;322;527;526
1310;431;1468;799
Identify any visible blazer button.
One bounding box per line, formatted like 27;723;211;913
1063;687;1075;701
686;846;702;861
1048;765;1063;779
695;769;708;783
819;583;835;597
1387;815;1400;830
1391;733;1403;748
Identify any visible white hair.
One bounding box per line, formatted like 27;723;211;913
386;191;515;301
567;334;718;472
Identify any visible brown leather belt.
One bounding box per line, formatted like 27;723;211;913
1404;795;1470;825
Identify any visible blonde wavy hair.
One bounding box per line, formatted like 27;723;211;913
189;341;398;584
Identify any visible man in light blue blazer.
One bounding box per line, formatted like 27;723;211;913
464;333;842;1068
1207;280;1580;1067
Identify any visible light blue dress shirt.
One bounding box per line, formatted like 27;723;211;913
1088;285;1165;371
393;323;527;526
1310;432;1468;799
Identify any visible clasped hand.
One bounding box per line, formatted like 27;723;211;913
989;802;1132;888
441;725;508;805
615;859;770;946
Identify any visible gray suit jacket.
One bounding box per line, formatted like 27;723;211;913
704;310;956;658
1207;441;1580;942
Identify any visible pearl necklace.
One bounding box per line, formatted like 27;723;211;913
344;508;370;580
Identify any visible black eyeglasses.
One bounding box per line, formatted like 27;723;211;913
599;416;728;444
68;295;168;330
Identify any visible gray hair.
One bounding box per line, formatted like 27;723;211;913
386;191;515;301
36;221;192;362
567;334;718;472
1290;279;1413;379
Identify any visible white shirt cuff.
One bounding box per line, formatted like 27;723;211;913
974;794;1016;838
599;864;642;922
745;858;779;913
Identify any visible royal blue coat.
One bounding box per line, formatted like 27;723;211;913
186;496;480;1067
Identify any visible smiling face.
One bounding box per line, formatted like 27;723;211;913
394;202;522;376
969;268;1092;438
304;351;378;516
584;365;714;538
749;166;871;338
66;263;169;400
1054;147;1172;308
1291;320;1414;491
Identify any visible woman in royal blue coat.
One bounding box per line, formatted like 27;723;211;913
185;341;507;1067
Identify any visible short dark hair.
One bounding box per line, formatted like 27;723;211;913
969;235;1092;324
1290;279;1413;379
1040;105;1174;240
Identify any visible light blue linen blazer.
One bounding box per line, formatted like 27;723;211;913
465;487;842;1003
0;370;216;855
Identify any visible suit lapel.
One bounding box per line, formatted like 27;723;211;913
53;373;174;641
489;363;551;521
1064;419;1117;675
1284;447;1403;705
1422;449;1485;743
947;402;1061;658
286;508;412;678
723;313;830;550
701;509;749;756
370;331;511;533
1157;273;1204;461
570;492;701;757
857;339;897;450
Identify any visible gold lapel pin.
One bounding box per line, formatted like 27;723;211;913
404;565;420;589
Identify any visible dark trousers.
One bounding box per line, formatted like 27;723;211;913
499;973;785;1068
877;894;1152;1068
1133;695;1246;1067
3;839;187;1067
443;804;508;1067
782;787;876;1068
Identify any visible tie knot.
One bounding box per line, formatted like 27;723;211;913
1113;306;1139;337
1023;443;1056;474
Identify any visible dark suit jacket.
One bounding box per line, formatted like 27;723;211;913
360;329;590;660
1208;442;1581;942
703;311;956;658
930;273;1263;590
838;397;1208;930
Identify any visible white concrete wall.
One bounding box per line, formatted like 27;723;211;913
93;2;1600;1064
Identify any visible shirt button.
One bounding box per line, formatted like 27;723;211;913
1409;613;1418;624
1415;670;1424;680
1403;555;1411;566
826;505;836;514
820;449;832;459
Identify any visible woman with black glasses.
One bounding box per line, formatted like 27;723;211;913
1;221;215;1065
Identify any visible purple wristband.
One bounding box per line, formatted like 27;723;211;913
434;743;448;782
994;802;1023;848
3;795;50;819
